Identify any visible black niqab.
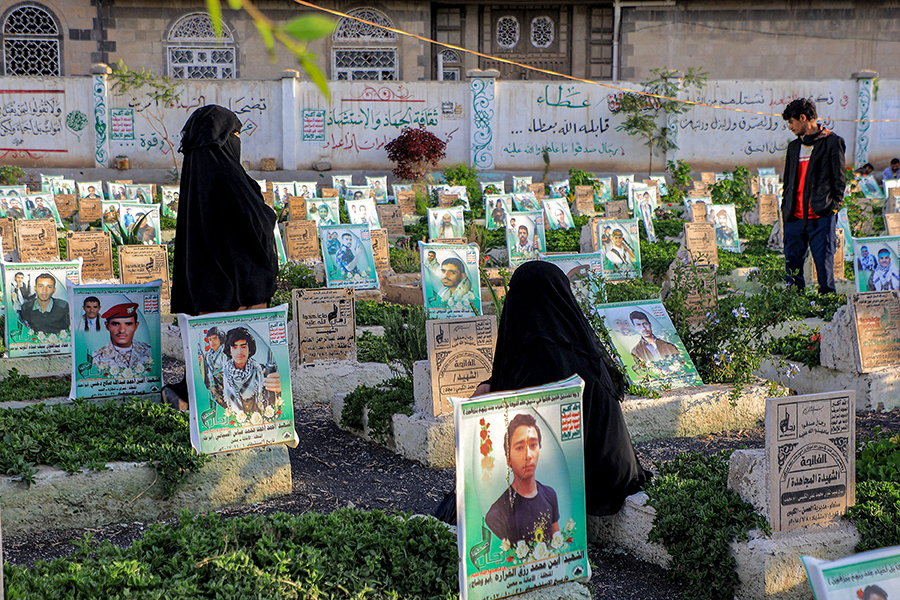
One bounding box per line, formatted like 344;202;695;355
489;261;649;516
172;105;277;314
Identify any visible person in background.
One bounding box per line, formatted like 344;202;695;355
883;158;900;182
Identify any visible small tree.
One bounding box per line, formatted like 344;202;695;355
385;125;447;182
614;67;707;176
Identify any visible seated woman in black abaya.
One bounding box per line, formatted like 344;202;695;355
472;261;649;518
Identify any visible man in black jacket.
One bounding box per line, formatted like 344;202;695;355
781;98;846;294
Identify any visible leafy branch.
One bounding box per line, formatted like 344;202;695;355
205;0;335;98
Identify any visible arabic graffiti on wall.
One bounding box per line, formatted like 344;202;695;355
109;108;134;141
471;77;495;169
0;89;69;161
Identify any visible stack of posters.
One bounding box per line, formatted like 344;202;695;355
593;299;702;391
2;259;82;357
320;224;379;290
452;375;591;600
707;204;740;253
428;207;466;240
68;281;163;398
598;219;641;281
505;211;545;269
419;241;481;319
852;236;900;292
179;306;297;454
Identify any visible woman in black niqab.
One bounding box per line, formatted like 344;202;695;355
480;261;649;516
171;105;277;315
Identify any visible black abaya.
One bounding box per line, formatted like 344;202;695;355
171;105;277;315
488;261;649;516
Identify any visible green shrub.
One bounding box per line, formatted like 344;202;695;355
4;509;458;600
0;368;68;402
768;328;820;368
646;451;769;600
341;378;414;443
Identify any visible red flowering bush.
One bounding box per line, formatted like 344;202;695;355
385;125;447;182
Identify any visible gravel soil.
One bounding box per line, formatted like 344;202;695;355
5;365;900;599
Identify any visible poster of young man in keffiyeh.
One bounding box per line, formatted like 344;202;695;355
2;259;81;357
452;375;590;600
180;306;296;454
852;236;900;293
69;281;162;399
420;241;482;319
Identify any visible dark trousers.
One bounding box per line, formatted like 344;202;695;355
783;213;837;294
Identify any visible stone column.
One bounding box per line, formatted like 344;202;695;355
90;63;112;168
468;69;499;171
853;70;878;169
281;69;300;171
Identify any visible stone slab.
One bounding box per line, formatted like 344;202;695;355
0;353;70;377
620;382;774;442
0;445;291;538
392;411;455;468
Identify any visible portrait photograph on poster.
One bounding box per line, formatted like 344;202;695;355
511;192;541;212
320;224;379;290
69;281;163;399
452;375;591;600
505;211;546;269
852;236;900;292
543;199;575;230
513;175;532;194
293;181;318;199
76;182;103;200
365;176;388;204
428;206;466;240
20;193;63;226
160;185;179;219
548;180;569;199
102;201;161;245
592;299;703;391
346;198;381;229
306;199;339;227
598;219;641;281
2;259;81;357
331;175;352;198
419;241;481;319
707;204;740;253
485;194;512;230
180;306;296;454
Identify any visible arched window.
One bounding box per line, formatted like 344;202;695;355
2;4;61;76
437;49;460;81
332;8;397;81
166;13;236;79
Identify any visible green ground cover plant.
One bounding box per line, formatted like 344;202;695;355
340;377;414;443
645;451;769;600
0;368;68;402
0;398;208;496
767;327;821;369
272;262;319;315
847;429;900;551
4;509;458;600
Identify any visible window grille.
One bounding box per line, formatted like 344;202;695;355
3;5;60;76
166;13;235;79
530;16;553;49
496;16;519;49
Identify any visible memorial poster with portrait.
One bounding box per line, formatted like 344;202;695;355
419;241;481;319
859;175;884;200
480;180;505;195
539;252;604;281
21;193;62;227
505;211;546;269
68;281;163;399
160;185;179;219
543;199;574;231
837;208;854;260
365;176;388;204
331;175;353;199
293;181;318;200
707;204;740;253
320;224;379;290
306;199;340;227
592;299;702;391
598;219;641;282
616;174;634;197
512;175;532;194
802;546;900;600
102;201;161;245
180;305;297;454
125;184;153;204
851;236;900;293
346;198;381;230
77;181;104;200
442;185;471;210
271;182;296;210
635;195;656;243
596;177;613;203
484;194;512;230
2;259;81;357
428;207;466;240
452;375;590;600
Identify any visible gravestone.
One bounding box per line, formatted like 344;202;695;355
810;229;847;283
527;182;545;199
426;315;496;416
396;190;417;215
574;185;594;214
376;205;405;239
886;212;900;235
0;217;14;252
321;187;339;198
55;194;78;220
438;193;458;208
293;287;356;365
700;172;716;184
263;191;275;210
692;181;709;194
851;291;900;372
606;199;629;219
691;202;708;222
119;244;170;300
758;194;779;226
437;237;467;245
288;196;306;221
687;190;708;198
370;228;391;275
677;264;717;325
66;230;113;281
683;222;718;266
78;197;102;223
889;188;900;214
765;391;855;532
283;220;320;261
16;218;57;262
